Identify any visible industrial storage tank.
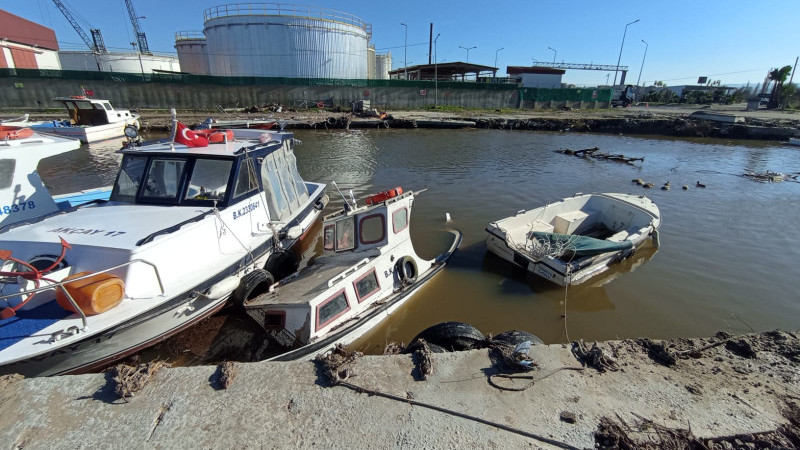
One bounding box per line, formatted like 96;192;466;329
367;45;376;79
59;51;180;73
375;53;392;80
203;3;368;78
174;31;210;75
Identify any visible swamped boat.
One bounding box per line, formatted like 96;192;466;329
0;120;326;376
22;96;139;144
243;186;462;361
485;193;661;286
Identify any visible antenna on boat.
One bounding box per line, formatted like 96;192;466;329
331;181;355;211
169;108;177;151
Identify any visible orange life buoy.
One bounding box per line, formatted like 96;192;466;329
194;129;234;143
366;186;403;206
69;95;86;99
0;126;34;140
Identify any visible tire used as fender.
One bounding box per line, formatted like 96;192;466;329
231;269;274;309
395;256;418;286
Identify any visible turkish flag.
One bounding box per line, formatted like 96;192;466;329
84;89;94;97
174;122;208;147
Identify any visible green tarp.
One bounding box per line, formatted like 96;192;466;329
530;231;632;258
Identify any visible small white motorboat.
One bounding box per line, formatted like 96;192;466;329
0;120;327;376
485;193;661;286
24;96;140;143
789;137;800;146
196;117;277;131
243;186;462;361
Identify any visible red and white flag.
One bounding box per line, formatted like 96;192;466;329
174;122;209;147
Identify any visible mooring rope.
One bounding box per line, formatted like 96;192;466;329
336;380;581;450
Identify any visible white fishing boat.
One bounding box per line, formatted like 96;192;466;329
0;127;110;231
485;193;661;286
24;96;139;143
243;186;462;361
789;137;800;146
0;120;327;376
196;117;277;131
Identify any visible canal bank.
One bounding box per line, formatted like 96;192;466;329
1;331;798;449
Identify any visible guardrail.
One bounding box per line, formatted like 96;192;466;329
203;3;366;30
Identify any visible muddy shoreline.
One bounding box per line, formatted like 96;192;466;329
4;104;799;141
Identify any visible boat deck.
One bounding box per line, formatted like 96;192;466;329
253;249;381;306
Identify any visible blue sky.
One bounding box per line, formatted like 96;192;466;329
5;0;799;87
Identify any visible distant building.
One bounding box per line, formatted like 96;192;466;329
389;62;498;81
375;52;392;80
0;9;61;70
507;66;565;88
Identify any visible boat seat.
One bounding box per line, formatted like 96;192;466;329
551;211;588;234
606;230;630;242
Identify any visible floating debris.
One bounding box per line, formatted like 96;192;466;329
742;170;795;183
556;147;644;164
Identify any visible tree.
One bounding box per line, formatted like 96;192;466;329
781;82;798;108
767;65;792;109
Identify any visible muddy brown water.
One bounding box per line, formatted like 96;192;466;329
37;129;800;362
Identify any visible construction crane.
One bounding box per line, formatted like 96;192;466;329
124;0;151;55
51;0;106;53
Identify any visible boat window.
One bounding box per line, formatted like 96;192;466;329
316;289;351;331
335;217;355;251
323;224;335;250
102;102;112;110
0;160;15;189
185;159;232;202
75;101;93;110
142;159;186;200
110;156;147;203
393;208;409;233
359;214;385;244
353;270;380;303
261;155;289;220
233;157;259;198
285;145;310;203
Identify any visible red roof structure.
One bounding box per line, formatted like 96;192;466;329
0;9;59;51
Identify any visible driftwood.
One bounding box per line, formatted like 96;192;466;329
556;147;644;164
741;170;795;182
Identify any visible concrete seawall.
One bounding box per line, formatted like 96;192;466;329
1;332;798;448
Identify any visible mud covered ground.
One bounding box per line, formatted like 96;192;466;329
2;330;798;449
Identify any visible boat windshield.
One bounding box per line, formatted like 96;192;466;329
110;155;234;205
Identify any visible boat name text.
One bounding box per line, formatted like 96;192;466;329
1;201;36;215
48;227;126;237
233;201;260;220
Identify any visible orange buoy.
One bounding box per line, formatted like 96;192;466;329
55;272;125;315
366;186;403;205
69;95;86;99
0;126;34;140
194;129;234;143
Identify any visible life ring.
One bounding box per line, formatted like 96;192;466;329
0;126;34;140
194;129;234;143
366;186;403;206
69;95;86;99
317;101;325;108
395;255;418;286
231;269;274;309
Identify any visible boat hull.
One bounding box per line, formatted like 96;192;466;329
31;119;139;144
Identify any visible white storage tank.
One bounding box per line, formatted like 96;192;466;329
175;31;210;75
203;3;368;78
367;45;376;79
59;51;180;74
375;52;392;80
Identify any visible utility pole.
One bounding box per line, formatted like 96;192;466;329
613;19;639;86
400;23;408;80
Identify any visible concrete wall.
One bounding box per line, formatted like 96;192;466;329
0;77;606;110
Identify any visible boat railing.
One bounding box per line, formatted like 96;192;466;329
0;258;164;331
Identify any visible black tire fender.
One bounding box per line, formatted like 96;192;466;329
395;256;418;285
491;330;544;347
410;321;486;352
231;269;274;308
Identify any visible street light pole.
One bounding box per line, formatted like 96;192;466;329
494;47;504;69
547;46;557;64
459;45;476;63
636;39;648;89
434;33;440;107
612;19;639;86
400;23;408;80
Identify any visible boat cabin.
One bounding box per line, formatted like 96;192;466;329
51;96;136;127
244;189;423;351
111;132;310;219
